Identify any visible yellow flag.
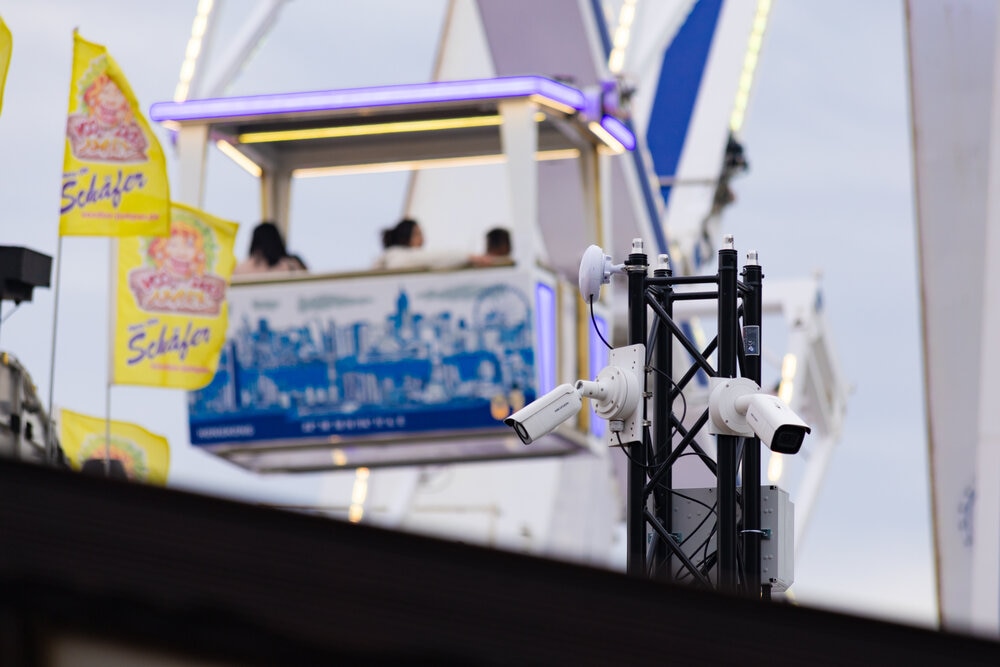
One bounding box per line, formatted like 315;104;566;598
0;16;11;116
113;202;237;390
59;408;170;485
60;31;169;237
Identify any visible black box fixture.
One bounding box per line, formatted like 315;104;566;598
0;246;52;304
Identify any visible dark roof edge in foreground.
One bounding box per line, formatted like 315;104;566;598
0;459;996;665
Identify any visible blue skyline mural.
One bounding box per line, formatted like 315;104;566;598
189;277;541;447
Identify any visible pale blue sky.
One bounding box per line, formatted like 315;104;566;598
725;0;931;624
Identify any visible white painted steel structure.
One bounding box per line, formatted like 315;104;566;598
906;0;1000;634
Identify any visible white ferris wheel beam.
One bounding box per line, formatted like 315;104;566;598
179;0;293;101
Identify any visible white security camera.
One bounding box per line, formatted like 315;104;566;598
504;344;646;447
504;383;582;445
708;377;811;454
738;392;811;454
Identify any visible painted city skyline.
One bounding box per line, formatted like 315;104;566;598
189;277;544;446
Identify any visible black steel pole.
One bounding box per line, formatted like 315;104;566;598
717;236;740;593
741;250;763;597
652;254;673;579
625;238;648;577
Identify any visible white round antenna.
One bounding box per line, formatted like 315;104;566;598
579;245;622;302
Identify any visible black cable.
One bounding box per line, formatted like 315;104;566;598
701;525;717;576
590;296;612;350
647;364;689;421
699;550;718;581
678;524;717;576
675;498;717;550
646;364;689;463
647;491;718;576
622;412;695;475
737;529;746;589
669;489;717;516
675;525;718;583
646;535;659;575
615;430;658;471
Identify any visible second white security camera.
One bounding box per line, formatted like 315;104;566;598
739;392;811;454
708;377;811;454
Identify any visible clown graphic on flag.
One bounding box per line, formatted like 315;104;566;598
59;408;170;486
59;31;169;237
113;203;238;390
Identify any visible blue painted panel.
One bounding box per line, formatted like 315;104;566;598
647;0;724;211
189;271;545;446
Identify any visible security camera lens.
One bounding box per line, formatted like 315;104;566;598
771;426;804;455
504;417;532;445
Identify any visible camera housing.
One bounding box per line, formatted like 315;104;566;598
738;393;811;454
504;383;582;445
708;377;811;454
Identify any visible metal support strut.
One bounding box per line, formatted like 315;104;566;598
716;236;740;593
625;238;648;577
742;251;763;596
651;253;673;580
617;234;768;599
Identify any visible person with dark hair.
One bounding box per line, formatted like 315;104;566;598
234;221;307;275
380;217;422;250
374;217;495;270
485;227;511;257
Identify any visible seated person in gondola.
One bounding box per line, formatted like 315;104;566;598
234;222;308;275
373;218;497;270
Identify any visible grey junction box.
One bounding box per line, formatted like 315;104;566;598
667;485;794;592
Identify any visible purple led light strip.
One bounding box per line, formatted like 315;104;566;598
589;315;610;437
535;282;557;395
150;76;588;123
599;115;636;151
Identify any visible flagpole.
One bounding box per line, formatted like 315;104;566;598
45;236;64;465
106;237;117;477
104;381;112;476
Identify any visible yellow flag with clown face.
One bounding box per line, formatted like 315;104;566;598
113;203;237;389
60;31;169;237
59;408;170;486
